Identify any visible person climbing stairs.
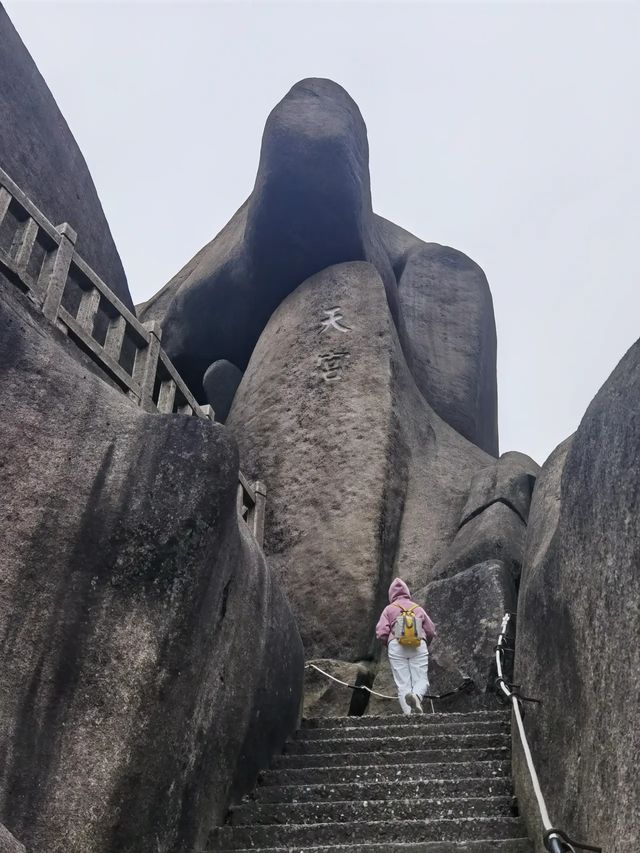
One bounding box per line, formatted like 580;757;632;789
209;708;533;852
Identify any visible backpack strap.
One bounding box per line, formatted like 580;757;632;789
390;602;418;614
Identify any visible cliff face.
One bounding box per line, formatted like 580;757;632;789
139;78;535;714
0;4;133;310
515;339;640;852
140;78;498;458
0;285;304;853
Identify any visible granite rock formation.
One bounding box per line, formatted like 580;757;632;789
0;824;25;853
0;5;133;310
396;241;498;455
202;359;244;424
0;285;303;853
140;78;498;456
226;261;492;666
430;452;540;583
515;338;640;851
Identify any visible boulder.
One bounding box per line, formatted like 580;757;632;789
515;335;640;851
368;563;515;716
0;6;132;310
0;285;303;853
461;451;540;526
396;243;498;456
226;260;492;666
417;560;516;693
430;502;527;582
202;359;243;423
140;80;498;457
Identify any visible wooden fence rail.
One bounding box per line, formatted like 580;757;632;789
0;165;265;546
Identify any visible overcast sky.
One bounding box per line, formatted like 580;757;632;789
5;0;639;464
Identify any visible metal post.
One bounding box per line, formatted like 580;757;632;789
42;222;77;323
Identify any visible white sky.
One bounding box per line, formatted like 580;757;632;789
5;0;640;464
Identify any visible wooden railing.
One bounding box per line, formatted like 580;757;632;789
0;165;266;546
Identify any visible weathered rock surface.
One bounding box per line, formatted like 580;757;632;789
418;561;516;693
515;338;640;851
226;260;492;667
431;502;527;582
0;286;303;853
140;78;397;393
397;243;498;456
202;359;243;423
367;561;515;717
0;6;132;310
429;453;539;583
461;452;540;526
0;824;25;853
303;659;372;719
140;79;498;455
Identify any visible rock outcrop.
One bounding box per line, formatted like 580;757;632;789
140;78;498;456
431;452;540;583
0;6;133;310
0;285;303;853
396;242;498;455
202;359;244;424
226;261;491;668
0;824;25;853
515;337;640;851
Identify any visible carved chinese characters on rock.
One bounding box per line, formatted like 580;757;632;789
318;351;350;382
317;307;351;382
320;307;351;334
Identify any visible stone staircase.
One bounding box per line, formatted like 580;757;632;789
209;708;533;852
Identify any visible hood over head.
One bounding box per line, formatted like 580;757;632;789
388;578;411;603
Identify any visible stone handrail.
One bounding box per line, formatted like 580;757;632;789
0;165;265;545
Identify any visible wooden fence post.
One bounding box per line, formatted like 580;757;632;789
42;222;77;323
253;480;267;548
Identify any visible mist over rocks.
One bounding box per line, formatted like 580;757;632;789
0;6;133;311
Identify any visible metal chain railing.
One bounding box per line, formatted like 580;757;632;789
495;613;602;853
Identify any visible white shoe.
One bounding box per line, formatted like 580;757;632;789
405;692;423;714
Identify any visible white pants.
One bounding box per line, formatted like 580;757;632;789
388;639;430;715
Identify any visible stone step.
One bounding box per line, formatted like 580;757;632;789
253;774;512;803
212;839;533;853
296;718;508;741
284;732;509;755
210;815;527;849
272;746;510;770
230;794;515;826
259;759;511;786
302;710;509;730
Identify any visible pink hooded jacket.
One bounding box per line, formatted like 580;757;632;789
375;578;436;647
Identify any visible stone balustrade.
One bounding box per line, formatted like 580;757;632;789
0;165;265;545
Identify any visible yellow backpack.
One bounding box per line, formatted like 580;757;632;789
391;603;422;647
